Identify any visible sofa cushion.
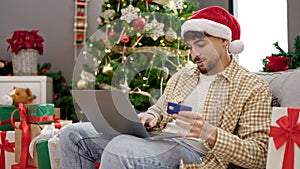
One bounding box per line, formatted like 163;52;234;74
256;68;300;107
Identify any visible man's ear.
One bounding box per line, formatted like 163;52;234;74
223;39;229;47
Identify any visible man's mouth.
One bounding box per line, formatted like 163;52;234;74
194;57;206;66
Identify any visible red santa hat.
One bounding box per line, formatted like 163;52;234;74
181;6;244;54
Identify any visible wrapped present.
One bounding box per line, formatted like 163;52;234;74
48;134;61;169
266;107;300;169
11;164;37;169
27;104;55;124
15;120;72;167
0;131;16;169
15;123;47;167
36;140;51;169
54;108;60;119
0;106;20;131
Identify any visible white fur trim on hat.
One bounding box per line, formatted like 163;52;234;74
181;19;232;41
228;40;244;54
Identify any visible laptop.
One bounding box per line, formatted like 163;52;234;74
71;89;179;139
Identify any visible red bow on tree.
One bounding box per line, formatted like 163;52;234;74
270;108;300;169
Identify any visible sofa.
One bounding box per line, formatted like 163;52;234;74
256;68;300;108
180;68;300;169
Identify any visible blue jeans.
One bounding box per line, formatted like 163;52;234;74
59;122;205;169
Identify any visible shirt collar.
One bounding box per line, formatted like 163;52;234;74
218;55;240;83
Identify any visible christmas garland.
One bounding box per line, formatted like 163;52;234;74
0;58;77;121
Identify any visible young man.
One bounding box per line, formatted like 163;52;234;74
60;6;272;169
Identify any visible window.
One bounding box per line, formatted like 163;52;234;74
233;0;288;72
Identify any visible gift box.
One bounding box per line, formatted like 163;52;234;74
36;140;51;169
11;164;37;169
48;135;61;169
27;104;55;124
266;107;300;169
0;131;16;169
54;108;60;119
15;120;72;167
0;106;20;131
15;123;47;167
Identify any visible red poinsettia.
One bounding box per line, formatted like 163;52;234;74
265;56;290;72
6;30;45;55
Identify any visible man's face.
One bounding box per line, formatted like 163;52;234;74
185;35;227;75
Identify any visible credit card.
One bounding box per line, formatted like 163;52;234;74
167;102;192;114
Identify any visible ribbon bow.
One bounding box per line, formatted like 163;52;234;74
0;131;15;169
270;108;300;169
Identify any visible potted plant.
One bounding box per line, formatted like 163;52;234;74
6;30;44;75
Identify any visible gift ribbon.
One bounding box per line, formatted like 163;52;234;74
53;117;62;129
27;115;54;123
0;131;15;169
0;118;20;126
10;103;31;169
270;108;300;169
28;125;59;158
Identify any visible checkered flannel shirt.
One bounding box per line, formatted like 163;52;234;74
147;57;272;169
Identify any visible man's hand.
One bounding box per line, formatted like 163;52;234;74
138;112;157;128
173;111;217;148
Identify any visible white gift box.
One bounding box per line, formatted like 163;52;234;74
0;131;17;169
48;134;61;169
266;107;300;169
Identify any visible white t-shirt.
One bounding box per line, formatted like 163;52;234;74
163;73;216;154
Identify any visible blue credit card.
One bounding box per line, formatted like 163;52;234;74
167;102;192;114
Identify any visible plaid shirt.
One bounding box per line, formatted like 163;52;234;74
147;57;272;169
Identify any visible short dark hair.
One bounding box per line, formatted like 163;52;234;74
183;31;208;42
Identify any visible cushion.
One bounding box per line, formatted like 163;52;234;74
256;68;300;107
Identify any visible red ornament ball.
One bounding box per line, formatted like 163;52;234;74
120;35;130;44
108;31;116;38
133;17;146;30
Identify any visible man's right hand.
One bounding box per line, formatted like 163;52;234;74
138;112;157;127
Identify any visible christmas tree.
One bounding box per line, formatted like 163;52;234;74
73;0;198;112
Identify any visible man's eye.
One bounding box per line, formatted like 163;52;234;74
197;44;205;48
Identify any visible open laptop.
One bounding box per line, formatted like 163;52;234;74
71;89;179;139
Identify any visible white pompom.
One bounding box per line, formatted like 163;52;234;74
228;40;244;54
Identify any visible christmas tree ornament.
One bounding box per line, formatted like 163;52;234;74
0;61;4;68
103;9;116;22
102;59;113;74
165;27;177;42
97;17;102;25
120;34;130;44
145;17;165;41
120;4;140;23
77;79;89;89
133;16;146;30
80;69;96;83
108;30;116;38
175;0;184;10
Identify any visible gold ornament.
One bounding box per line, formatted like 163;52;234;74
102;63;113;75
77;79;89;89
165;28;177;42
